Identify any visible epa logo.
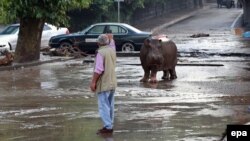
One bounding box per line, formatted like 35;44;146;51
231;131;247;138
227;125;250;141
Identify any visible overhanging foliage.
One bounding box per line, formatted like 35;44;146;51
0;0;92;26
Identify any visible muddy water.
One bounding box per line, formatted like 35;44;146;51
1;51;250;141
2;54;250;141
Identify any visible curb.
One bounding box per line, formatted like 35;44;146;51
0;57;75;71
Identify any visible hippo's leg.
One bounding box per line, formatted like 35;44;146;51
140;68;150;82
149;66;158;83
149;70;157;83
169;68;177;80
162;70;169;80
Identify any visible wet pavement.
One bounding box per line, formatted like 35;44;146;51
1;4;250;141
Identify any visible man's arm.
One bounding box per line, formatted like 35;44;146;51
90;53;104;92
90;72;101;92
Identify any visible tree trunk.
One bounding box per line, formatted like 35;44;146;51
14;18;44;63
244;0;250;29
240;0;250;29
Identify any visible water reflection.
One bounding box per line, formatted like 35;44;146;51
0;67;60;90
9;68;41;90
40;81;58;89
141;82;158;89
139;80;175;89
99;134;114;141
241;38;250;48
40;69;59;89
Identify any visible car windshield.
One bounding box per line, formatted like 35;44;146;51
80;25;93;34
0;25;19;35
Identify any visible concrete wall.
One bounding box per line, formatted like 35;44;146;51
130;0;204;25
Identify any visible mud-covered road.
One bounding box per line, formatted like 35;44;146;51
1;4;250;141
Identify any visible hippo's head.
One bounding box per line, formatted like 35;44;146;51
143;34;169;50
141;34;169;70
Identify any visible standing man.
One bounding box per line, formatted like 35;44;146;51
90;34;117;134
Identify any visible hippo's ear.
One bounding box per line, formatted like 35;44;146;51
144;38;150;46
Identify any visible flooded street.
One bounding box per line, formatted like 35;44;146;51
1;57;250;141
1;4;250;141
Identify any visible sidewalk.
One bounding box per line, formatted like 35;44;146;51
133;7;205;33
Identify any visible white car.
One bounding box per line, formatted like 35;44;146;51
0;39;11;53
0;23;69;51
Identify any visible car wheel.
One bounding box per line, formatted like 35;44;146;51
121;42;135;52
60;41;72;48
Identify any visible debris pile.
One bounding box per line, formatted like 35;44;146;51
189;33;210;38
42;46;88;58
0;50;14;66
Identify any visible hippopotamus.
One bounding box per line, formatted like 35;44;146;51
140;35;177;83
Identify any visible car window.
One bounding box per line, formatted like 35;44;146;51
123;24;142;33
88;25;105;34
0;25;19;35
43;25;52;31
109;25;127;34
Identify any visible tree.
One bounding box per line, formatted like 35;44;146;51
240;0;250;28
0;0;92;63
67;0;147;32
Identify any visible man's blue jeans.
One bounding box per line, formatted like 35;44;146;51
97;90;115;129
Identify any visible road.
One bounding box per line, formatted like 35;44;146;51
1;4;250;141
